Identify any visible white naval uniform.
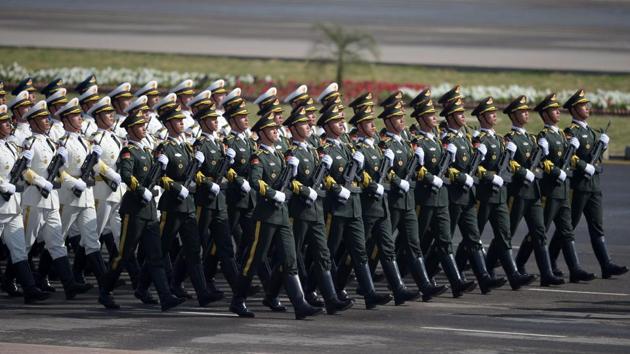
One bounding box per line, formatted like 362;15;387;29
90;129;125;247
181;109;201;144
216;108;230;138
20;133;68;260
146;111;163;137
81;114;98;138
8;122;31;147
48;118;66;142
113;114;128;142
57;132;101;255
0;139;28;262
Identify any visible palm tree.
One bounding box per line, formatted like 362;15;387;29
309;23;379;88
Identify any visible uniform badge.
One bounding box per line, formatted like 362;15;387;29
269;162;276;166
396;150;402;154
140;156;146;159
271;173;276;179
463;155;468;161
210;150;216;154
491;155;497;160
582;135;587;138
557;151;562;157
178;164;184;169
491;144;496;148
371;155;377;159
431;157;437;163
429;147;436;151
305;169;310;175
143;166;148;171
398;160;404;166
374;166;378;171
336;155;342;159
339;166;344;172
585;144;590;149
239;148;245;152
175;153;182;157
211;161;217;165
523;142;529;146
241;159;246;164
525;152;530;158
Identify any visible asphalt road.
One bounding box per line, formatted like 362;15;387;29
1;0;630;72
1;163;629;353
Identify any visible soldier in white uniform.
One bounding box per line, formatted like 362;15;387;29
135;80;163;139
77;83;100;138
55;98;119;309
12;77;38;103
7;91;32;147
0;105;50;303
0;81;6;105
45;88;69;141
87;97;125;265
125;95;157;150
108;82;133;141
20;101;92;299
170;79;200;142
207;79;230;137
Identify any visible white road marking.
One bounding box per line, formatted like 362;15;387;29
177;311;238;317
527;288;629;296
421;326;567;338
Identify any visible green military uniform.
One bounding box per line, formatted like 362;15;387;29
502;96;564;286
105;111;184;311
156;109;215;306
229;113;322;320
554;90;627;278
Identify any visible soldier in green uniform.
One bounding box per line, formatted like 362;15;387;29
283;106;353;314
228;111;323;320
317;104;393;309
519;94;595;283
255;88;290;152
413;99;504;294
104;110;185;311
471;97;534;290
502;96;564;286
553;90;627;278
156;108;218;306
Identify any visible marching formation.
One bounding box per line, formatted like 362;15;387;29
0;76;627;320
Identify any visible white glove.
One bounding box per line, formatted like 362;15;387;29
384;149;395;164
142;188;153;202
272;191;286;203
477;143;488;157
307;187;318;202
226;148;236;164
431;176;443;189
524;170;535;183
538;138;549;156
321;154;333;169
41;180;53;193
178;185;189;199
91;145;103;157
491;175;504;187
73;179;87;192
352;151;364;169
240;179;251;193
287;156;299;177
103;168;122;185
338;186;351;200
506;141;517;154
446;143;458;162
414;147;425;165
56;146;68;164
464;173;474;188
375;183;384;196
599;133;609;146
21;149;34;161
569;137;580;150
210;182;220;196
0;182;16;195
194;151;205;164
584;163;595;176
558;169;567;182
399;179;410;192
157;154;169;170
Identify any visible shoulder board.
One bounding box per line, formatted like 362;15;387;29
563;127;574;137
90;130;103;141
23;136;36;148
225;135;235;141
504;131;514;138
250;153;261;164
380;135;391;142
120;146;133;159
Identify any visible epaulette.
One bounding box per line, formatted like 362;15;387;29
23;136;36;149
59;134;70;146
119;146;133;160
563;127;574;137
504;130;515;139
256;148;271;155
89;130;103;142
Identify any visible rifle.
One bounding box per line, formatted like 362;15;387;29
338;156;359;204
523;144;544;186
73;150;99;197
397;152;420;195
41;153;65;198
178;146;203;201
432;146;455;192
558;137;578;181
463;146;485;191
306;149;329;206
584;120;611;180
271;150;294;207
493;141;516;191
1;156;29;201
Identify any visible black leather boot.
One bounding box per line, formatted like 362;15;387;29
170;253;193;299
262;267;287;312
562;240;595;283
1;261;22;297
548;236;564;277
469;249;506;294
455;243;471;271
285;274;323;320
13;260;50;304
221;258;239;291
381;259;420;305
440;254;476;298
409;256;447;301
229;274;255;318
591;237;628;279
86;252;120;309
148;265;185;311
319;270;353;315
354;262;392;309
134;264;158;305
37;250;58;292
499;249;535;290
515;235;533;275
53;256;92;299
99;233;119;264
533;243;565;286
188;263;222;306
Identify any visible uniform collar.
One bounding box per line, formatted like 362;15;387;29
480;128;495;137
357;136;375;147
418;130;435;140
447;126;463;138
65;131;81;139
511;126;526;134
167;135;184;145
544;124;560;133
230;129;248;141
201;131;215;142
292;140;308;149
326;137;342;147
572;119;588;128
259;143;276;154
128;139;145;148
385;131;402;143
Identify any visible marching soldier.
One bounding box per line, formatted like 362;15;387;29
55;98;119;309
285;86;320;148
77;84;100;138
103;109;185;311
502;96;564;286
229;109;323;319
206;79;230;137
412;99;504;294
20;100;92;299
45;88;69;141
350;105;423;304
518;94;595;283
553;90;627;278
134;80;162;137
108;82;133;139
170;79;199;141
318;104;393;309
471;97;534;290
12;77;38;103
0;104;50;303
0;81;6;105
7;90;33;146
255;87;290;152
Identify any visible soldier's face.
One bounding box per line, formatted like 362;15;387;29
0;120;11;138
128;124;146;140
28;92;37;102
167;118;185;135
307;112;316;126
386;115;406;134
359;120;376;138
450;112;466;127
62;112;83;132
291;122;311;140
212;94;225;106
203;117;219;132
512;110;529;125
273;112;284;126
543;108;561;125
16;104;31;121
30;115;50;133
261;127;279;143
481;111;497;127
142;109;152;121
234;114;249;130
147;94;159;108
419;114;437;129
573;103;590;120
97;111;115;129
325;119;345;138
114;98;131;114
